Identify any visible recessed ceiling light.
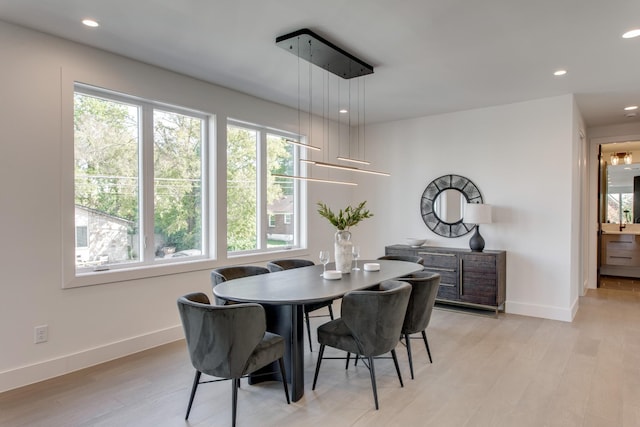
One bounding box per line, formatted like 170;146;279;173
82;19;99;28
624;105;638;111
339;109;348;114
622;29;640;39
553;69;567;76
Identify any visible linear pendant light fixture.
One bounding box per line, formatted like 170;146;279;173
275;28;389;178
336;156;371;165
301;159;390;176
285;138;321;151
271;173;357;186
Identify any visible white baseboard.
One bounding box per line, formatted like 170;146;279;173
0;325;184;394
506;300;574;322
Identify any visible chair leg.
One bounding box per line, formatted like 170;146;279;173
328;304;334;320
278;357;291;404
305;310;313;352
185;370;201;420
368;356;379;410
422;330;432;363
312;344;325;390
232;377;239;427
405;333;415;379
391;349;404;388
345;352;351;369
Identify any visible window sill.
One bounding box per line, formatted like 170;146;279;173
63;247;311;289
64;258;219;289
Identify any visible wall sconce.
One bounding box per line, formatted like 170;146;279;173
610;152;632;165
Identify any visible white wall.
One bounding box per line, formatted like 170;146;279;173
354;95;579;321
0;20;582;392
0;21;354;392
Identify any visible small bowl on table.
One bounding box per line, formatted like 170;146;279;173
406;238;426;248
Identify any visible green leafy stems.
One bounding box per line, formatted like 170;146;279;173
317;201;373;231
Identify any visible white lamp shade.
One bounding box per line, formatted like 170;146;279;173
464;203;492;224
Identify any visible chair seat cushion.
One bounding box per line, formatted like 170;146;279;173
244;332;285;375
317;318;361;355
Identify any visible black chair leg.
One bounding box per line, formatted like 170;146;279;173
345;352;351;369
232;377;239;427
368;356;379;410
391;349;404;388
312;344;325;390
278;357;291;404
185;370;201;420
405;333;414;379
328;304;334;320
305;310;313;352
422;330;432;363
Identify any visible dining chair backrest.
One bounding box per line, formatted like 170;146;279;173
266;258;315;272
377;255;425;265
210;265;270;305
340;280;411;357
177;292;266;379
399;272;441;334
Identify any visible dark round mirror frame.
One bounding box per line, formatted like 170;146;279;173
420;174;483;238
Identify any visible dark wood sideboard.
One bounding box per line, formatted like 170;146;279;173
385;245;506;315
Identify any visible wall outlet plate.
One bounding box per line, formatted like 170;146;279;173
34;325;48;344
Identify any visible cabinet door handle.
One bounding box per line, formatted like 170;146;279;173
423;266;456;272
440;283;455;287
459;258;463;297
610;256;633;259
419;252;455;257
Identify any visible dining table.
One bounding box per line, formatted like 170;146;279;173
212;259;423;402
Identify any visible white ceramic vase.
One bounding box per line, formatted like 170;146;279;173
334;230;353;274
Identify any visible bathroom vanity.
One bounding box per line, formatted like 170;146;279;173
600;224;640;277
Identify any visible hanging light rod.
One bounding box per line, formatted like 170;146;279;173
271;173;357;186
336;156;371;165
276;28;374;79
301;159;390;176
285;138;321;151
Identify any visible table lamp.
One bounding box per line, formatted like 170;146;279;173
464;203;492;252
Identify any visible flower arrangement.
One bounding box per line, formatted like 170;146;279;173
317;201;373;231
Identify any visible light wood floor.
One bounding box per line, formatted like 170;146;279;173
3;285;640;427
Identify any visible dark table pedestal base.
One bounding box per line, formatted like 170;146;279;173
248;304;305;402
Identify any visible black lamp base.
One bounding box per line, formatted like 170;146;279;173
469;226;485;252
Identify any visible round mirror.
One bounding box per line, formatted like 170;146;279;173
420;174;483;238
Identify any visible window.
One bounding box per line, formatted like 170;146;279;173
227;122;301;253
284;213;292;225
73;84;208;272
75;226;88;247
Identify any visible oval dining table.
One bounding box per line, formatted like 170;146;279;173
212;259;423;402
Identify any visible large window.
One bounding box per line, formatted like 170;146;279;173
73;84;207;272
227;122;300;253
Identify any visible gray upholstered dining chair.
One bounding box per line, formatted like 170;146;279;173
210;265;270;305
397;271;441;379
177;292;290;427
267;258;334;352
377;254;425;265
312;280;412;410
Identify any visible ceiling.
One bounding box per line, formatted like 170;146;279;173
1;0;640;127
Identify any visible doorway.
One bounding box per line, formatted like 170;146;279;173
598;141;640;282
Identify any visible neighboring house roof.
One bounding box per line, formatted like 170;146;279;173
75;205;134;226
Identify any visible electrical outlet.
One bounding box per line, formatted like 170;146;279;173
34;325;48;344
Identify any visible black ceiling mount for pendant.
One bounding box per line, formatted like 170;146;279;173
276;28;374;79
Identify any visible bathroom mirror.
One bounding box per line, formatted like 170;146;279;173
420;174;483;238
